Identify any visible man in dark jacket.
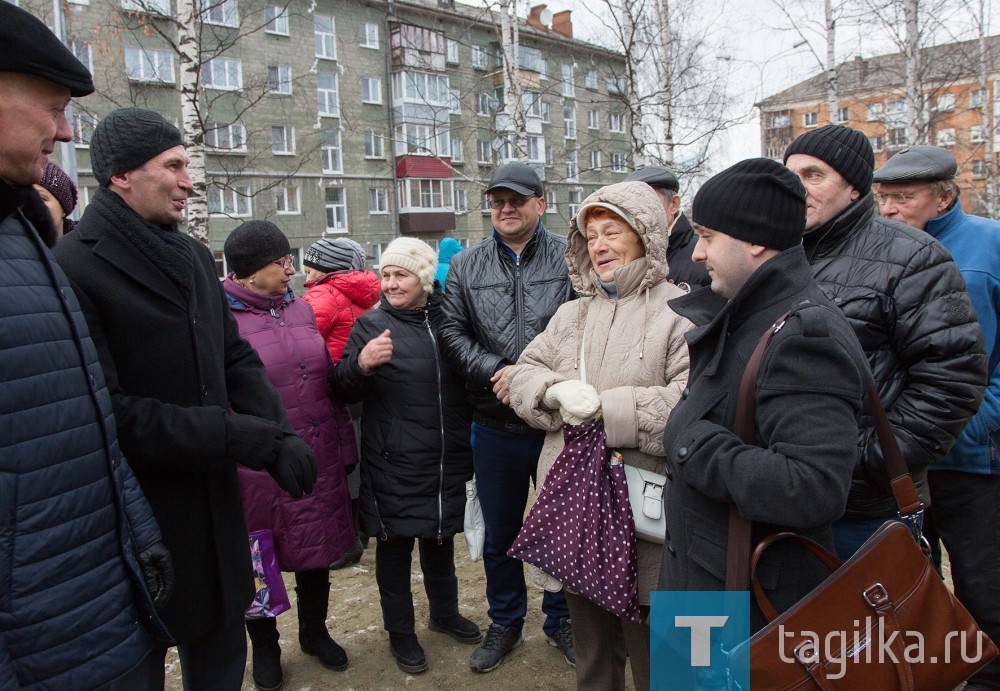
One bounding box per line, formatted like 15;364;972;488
0;4;173;689
440;162;575;672
783;125;986;559
53;108;317;690
625;165;709;290
659;158;870;661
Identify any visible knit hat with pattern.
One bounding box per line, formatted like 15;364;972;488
224;220;291;278
90;108;184;187
304;237;366;273
378;237;437;294
783;124;875;195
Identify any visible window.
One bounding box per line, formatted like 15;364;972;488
935;128;956;147
449;89;462;115
611;153;627;173
121;0;169;15
315;14;336;60
935;93;955;111
590;150;602;169
545;189;557;212
971;124;986;143
476;93;491;115
887;127;907;149
971;88;987;108
446;38;459;63
271;125;295;154
836;106;849;123
564;106;576;139
264;5;288;34
394;123;450;157
568;189;581;218
886;97;906;114
208;184;251;217
398;178;454;210
561;63;574;97
202;0;237;27
369;188;388;213
972;160;989;178
317;71;339;117
364;131;384;158
607;75;624;94
609;111;624;133
320;130;342;173
202;58;242;90
524;90;543;119
125;47;174;83
866;102;883;120
585;69;598;90
545;143;554;167
274;185;300;214
481;193;492;214
476;139;491;164
769;113;791;128
267;65;292;94
392;71;451;105
324;187;347;232
472;45;488;70
527;136;544;163
453;187;468;212
450;138;463;162
360;77;382;104
566;149;578;180
520;46;544;74
869;135;884;153
541;101;551;123
205;121;246;152
73;113;97;146
359;22;379;49
802;111;818;127
70;40;92;73
587;109;599;130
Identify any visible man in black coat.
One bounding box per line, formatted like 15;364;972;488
53;108;317;690
659;159;870;642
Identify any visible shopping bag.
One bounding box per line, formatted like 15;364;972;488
464;476;486;561
245;529;291;619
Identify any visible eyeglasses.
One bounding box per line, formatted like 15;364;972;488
270;254;294;270
488;195;536;210
874;185;933;205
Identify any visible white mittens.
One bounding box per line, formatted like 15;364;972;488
542;380;602;425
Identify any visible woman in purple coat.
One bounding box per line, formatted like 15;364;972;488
223;221;355;691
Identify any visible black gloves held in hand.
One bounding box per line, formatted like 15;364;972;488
137;541;175;609
270;433;318;499
225;414;283;470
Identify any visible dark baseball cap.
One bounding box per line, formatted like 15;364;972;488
624;165;680;192
0;2;94;97
873;145;958;183
485;161;544;197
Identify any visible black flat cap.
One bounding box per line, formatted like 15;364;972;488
485;161;544;196
873;145;958;183
0;2;94;97
624;165;680;192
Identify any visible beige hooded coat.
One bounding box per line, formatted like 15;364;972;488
509;181;693;604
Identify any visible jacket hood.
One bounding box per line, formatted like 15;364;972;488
566;181;668;297
437;237;463;264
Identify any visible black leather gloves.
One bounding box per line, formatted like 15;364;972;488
225;414;283;470
137;541;175;608
271;433;318;499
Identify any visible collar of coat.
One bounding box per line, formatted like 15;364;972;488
802;193;876;260
224;275;295;312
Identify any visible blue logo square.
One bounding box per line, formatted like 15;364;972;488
650;591;751;690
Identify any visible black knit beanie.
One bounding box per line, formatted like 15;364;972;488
783;124;875;195
692;158;806;250
224;221;291;278
90;108;184;187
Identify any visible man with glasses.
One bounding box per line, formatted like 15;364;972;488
874;146;1000;691
782;125;985;561
440;161;575;673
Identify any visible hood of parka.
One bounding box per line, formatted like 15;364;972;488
566;181;669;297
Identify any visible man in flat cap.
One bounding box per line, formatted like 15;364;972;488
54;108;318;689
875;145;1000;690
0;3;174;689
625;165;709;289
783;125;985;561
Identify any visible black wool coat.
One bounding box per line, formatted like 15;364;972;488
658;246;871;632
666;212;711;290
331;289;473;541
53;190;289;642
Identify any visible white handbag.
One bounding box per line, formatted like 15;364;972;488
464;476;486;561
623;464;666;544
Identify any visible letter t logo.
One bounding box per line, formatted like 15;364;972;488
675;615;729;666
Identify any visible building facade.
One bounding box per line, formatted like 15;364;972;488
15;0;631;271
761;36;1000;217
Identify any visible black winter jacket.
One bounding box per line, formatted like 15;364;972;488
440;226;575;428
666;212;710;290
804;196;986;518
331;289;473;541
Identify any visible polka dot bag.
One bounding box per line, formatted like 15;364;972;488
508;421;640;621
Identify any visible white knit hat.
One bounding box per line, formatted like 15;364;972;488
379;237;438;294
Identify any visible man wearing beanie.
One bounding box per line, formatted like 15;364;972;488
874;146;1000;690
784;125;985;560
54;107;318;690
658;158;870;651
1;4;174;689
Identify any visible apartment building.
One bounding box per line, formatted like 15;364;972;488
760;36;1000;216
14;0;630;271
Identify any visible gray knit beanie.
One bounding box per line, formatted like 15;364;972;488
224;220;291;278
304;237;366;273
90;108;184;187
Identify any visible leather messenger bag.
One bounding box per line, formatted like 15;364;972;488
725;310;999;691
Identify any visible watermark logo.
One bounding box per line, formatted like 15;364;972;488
650;591;750;690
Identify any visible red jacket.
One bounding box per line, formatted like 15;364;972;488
303;270;380;363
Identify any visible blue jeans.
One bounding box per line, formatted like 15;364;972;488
831;516;891;561
472;422;569;636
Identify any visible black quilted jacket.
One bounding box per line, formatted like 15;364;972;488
439;226;575;427
803;195;986;518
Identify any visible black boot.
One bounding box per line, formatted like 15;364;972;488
330;499;364;570
295;569;349;671
246;618;283;691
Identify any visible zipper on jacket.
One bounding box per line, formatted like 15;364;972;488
372;492;389;541
513;255;525;355
425;308;446;545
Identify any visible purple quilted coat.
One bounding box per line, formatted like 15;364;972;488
224;276;354;571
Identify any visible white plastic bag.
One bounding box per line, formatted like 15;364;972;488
464;476;485;561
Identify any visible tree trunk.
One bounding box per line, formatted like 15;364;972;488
825;0;838;124
176;0;209;246
903;0;923;144
499;0;526;161
655;0;672;165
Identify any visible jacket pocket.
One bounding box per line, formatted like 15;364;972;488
829;286;891;352
0;473;15;610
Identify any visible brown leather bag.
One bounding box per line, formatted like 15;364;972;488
725;310;999;691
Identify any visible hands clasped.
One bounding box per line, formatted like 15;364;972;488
542;380;602;425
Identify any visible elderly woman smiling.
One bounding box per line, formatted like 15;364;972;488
508;181;693;691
